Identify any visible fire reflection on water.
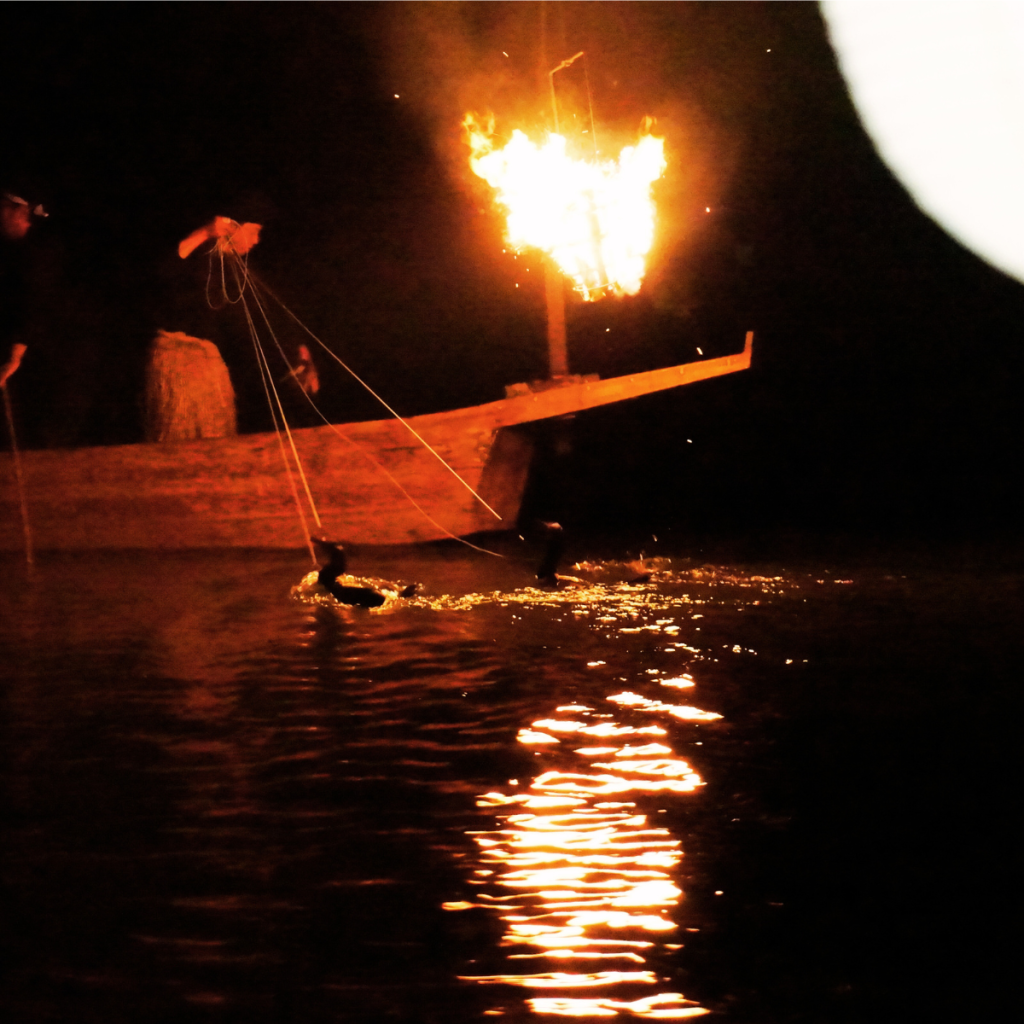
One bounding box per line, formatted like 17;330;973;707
295;557;783;1016
448;670;720;1017
2;551;832;1021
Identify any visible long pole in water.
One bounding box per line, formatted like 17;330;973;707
2;384;34;567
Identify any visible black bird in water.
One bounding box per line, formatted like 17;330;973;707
535;522;590;588
535;521;567;587
625;561;653;585
535;522;652;587
311;537;418;608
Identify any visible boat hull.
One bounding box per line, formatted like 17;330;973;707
0;415;532;549
0;334;752;550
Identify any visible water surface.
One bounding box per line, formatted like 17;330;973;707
1;545;1015;1022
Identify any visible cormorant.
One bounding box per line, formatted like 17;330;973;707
311;537;418;608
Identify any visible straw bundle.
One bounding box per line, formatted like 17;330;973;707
144;330;237;442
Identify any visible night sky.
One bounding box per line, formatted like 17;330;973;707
5;1;1024;550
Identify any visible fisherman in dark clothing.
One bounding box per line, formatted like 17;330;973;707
0;189;67;449
0;192;40;389
146;212;320;439
143;216;262;441
0;189;90;449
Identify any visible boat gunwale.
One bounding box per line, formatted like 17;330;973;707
1;334;752;465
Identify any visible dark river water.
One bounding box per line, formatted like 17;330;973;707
1;542;1016;1023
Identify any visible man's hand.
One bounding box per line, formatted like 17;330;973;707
0;343;26;387
179;217;262;259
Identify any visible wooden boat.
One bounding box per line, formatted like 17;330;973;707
0;332;752;550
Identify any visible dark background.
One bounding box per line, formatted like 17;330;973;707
4;1;1023;550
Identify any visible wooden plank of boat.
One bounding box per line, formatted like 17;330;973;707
0;333;752;550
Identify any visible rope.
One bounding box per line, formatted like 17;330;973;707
206;249;506;559
232;268;322;533
239;291;318;564
248;272;504;521
204;225;252;310
2;384;34;567
242;274;504;557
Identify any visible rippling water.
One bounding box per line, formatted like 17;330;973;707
1;544;1015;1022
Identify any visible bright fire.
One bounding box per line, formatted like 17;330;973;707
465;115;666;300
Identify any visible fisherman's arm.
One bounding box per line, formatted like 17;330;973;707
178;217;261;259
0;342;26;386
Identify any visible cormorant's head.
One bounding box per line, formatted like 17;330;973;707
312;537;347;579
535;521;565;585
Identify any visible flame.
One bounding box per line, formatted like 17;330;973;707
465;114;666;299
